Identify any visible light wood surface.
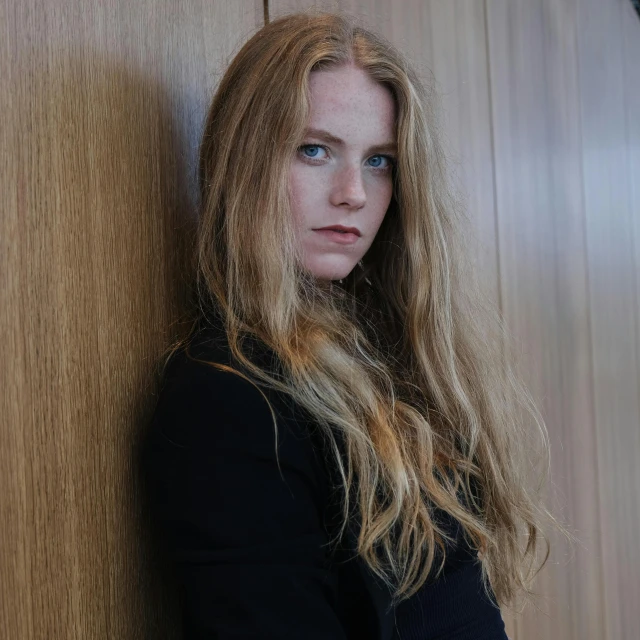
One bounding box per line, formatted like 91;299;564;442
574;0;640;638
0;1;264;638
485;1;604;637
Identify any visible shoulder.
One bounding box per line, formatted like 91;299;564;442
151;328;276;449
142;326;331;502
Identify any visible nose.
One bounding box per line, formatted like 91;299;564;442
330;164;366;209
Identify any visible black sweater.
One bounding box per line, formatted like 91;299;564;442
141;319;509;639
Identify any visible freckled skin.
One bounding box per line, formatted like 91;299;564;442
289;64;397;282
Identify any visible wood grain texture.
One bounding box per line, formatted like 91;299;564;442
486;0;606;638
0;1;263;638
575;0;640;638
627;0;640;457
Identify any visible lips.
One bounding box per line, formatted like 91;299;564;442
316;225;361;236
313;228;360;245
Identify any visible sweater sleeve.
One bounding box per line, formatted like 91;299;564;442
140;353;348;640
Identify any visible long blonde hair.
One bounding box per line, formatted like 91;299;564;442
163;9;573;611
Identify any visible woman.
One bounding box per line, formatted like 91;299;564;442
142;10;571;639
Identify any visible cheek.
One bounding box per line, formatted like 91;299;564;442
381;178;394;206
288;167;311;225
372;181;393;226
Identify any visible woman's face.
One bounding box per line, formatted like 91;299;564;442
289;63;397;282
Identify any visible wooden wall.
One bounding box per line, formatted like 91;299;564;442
0;1;263;638
1;0;638;638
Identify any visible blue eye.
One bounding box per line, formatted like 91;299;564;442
368;155;395;170
299;145;327;159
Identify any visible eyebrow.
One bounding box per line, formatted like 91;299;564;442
304;127;397;154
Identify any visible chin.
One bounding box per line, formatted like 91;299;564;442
315;268;355;282
306;258;356;282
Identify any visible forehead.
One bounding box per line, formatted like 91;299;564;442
306;66;396;140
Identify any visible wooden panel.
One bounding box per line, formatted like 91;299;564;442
487;0;640;637
486;1;606;638
627;0;640;430
0;1;263;638
576;0;640;637
423;1;501;380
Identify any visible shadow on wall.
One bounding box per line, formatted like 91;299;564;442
13;43;200;637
